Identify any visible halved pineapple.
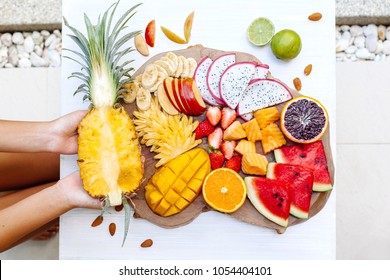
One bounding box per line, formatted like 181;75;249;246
64;1;144;208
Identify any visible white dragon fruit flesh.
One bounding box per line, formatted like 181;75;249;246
193;56;220;106
206;53;236;105
252;64;270;79
219;61;256;109
237;78;292;115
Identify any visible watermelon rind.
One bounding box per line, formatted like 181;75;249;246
266;162;310;219
244;177;289;227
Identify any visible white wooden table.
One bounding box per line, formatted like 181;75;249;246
60;0;336;259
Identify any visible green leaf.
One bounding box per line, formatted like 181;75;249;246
121;196;131;247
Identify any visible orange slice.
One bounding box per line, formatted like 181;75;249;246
280;96;329;144
202;168;246;213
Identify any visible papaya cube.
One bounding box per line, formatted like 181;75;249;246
242;153;268;175
235;139;256;155
254;107;280;129
223;121;246;140
261;123;286;154
241;119;262;142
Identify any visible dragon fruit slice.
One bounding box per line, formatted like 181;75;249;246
219;62;256;109
206;53;236;104
237;78;292;115
252;64;270;79
193;56;220;106
240;112;254;122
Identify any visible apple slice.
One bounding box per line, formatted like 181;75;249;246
157;84;179;115
163;77;181;112
184;11;195;42
182;77;206;115
173;78;190;114
145;20;156;48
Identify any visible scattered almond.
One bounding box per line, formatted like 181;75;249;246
109;223;116;236
134;34;149;56
91;215;103;227
140;238;153;248
304;64;313;76
293;77;302;91
308;12;322;21
115;205;124;212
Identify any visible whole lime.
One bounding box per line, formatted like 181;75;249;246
270;29;302;60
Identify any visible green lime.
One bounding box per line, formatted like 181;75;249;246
247;17;275;46
270;29;302;60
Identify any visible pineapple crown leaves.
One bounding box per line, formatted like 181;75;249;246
63;0;142;106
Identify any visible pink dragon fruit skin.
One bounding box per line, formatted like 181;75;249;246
219;61;257;110
206;53;236;104
193;56;220;106
237;78;292;115
252;64;270;79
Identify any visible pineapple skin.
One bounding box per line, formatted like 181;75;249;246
77;107;144;206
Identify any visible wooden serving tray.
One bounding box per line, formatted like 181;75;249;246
124;46;334;234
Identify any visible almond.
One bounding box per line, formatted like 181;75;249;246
91;215;103;227
293;77;302;91
109;223;116;236
308;12;322;21
134;34;149;56
304;64;313;76
140;238;153;248
114;205;124;212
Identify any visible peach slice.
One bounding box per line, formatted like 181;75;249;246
145;19;156;47
184;11;195;42
161;26;187;44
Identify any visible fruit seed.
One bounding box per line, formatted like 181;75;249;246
308;12;322;21
109;223;116;236
304;64;313;76
91;215;103;227
140;238;153;248
293;77;302;91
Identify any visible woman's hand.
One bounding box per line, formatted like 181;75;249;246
49;110;87;154
56;172;102;209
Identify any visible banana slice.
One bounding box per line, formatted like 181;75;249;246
136;88;152;111
174;56;184;78
154;59;175;76
154;64;169;77
179;56;190;77
166;52;179;70
187;57;197;78
149;70;167;93
142;64;159;89
122;81;139;103
160;57;176;75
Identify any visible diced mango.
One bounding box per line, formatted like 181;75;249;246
254;107;280;129
241;152;268;175
242;119;262;142
223;121;246;140
235;139;256;155
145;148;211;216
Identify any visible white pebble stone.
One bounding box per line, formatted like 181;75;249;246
30;52;48;67
0;60;7;68
48;37;61;50
12;32;24;45
18;57;32;68
383;40;390;55
23;35;34;53
374;54;381;61
366;34;378;53
350;54;357;61
8;45;17;56
340;25;350;32
336;38;349;52
32;31;43;45
354;35;365;48
341;31;351;40
336;31;341;40
45;34;56;47
41;30;50;38
44;49;61;67
16;44;27;55
345;45;357;54
34;45;43;56
375;40;384;54
364;24;378;38
380;54;387;61
350;25;364;37
386;27;390;40
53;29;62;38
5;63;14;68
8;53;19;66
378;25;386;41
356;48;375;60
1;33;12;47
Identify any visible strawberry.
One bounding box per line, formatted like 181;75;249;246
209;150;225;170
221;140;236;160
208;127;223;149
206;107;221;126
194;119;215;139
225;155;242;173
221;107;237;129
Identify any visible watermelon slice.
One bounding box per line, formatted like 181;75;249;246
274;140;332;192
244;177;291;227
267;163;314;219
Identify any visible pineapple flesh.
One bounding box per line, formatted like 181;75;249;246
64;1;144;206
